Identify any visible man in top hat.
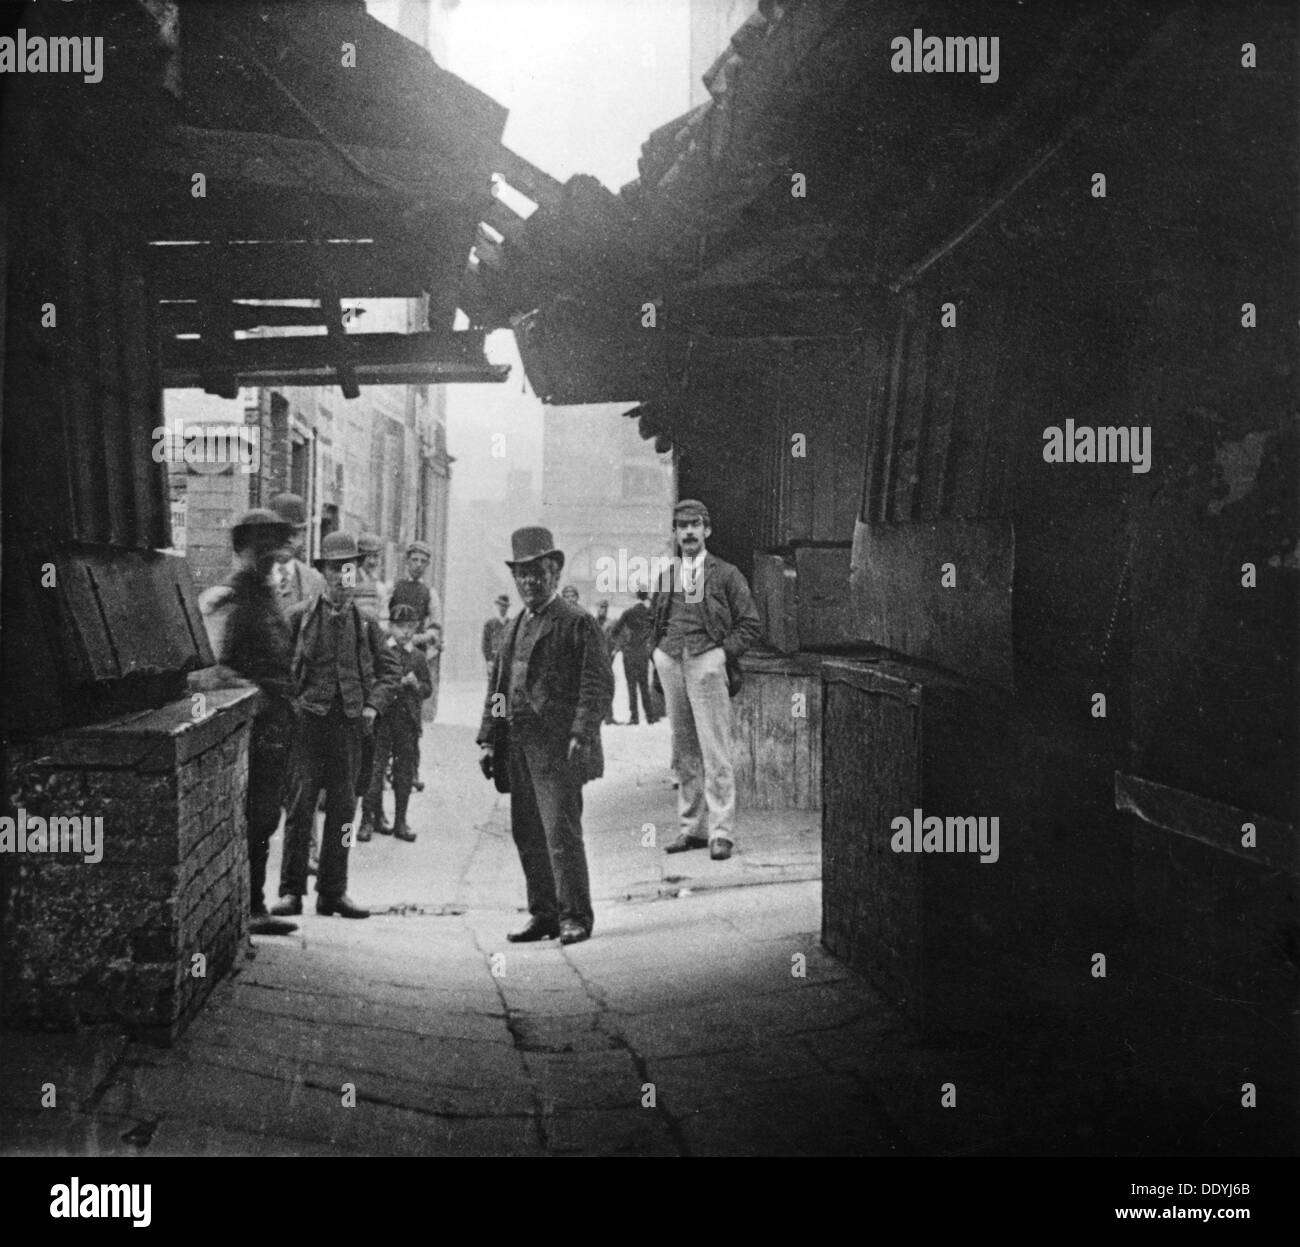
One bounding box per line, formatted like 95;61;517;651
650;499;761;860
481;592;512;679
194;508;299;935
272;532;400;919
268;492;326;609
477;527;614;945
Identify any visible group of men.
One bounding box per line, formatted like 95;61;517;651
477;498;760;945
197;492;442;934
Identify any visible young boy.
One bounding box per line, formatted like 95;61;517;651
359;603;432;842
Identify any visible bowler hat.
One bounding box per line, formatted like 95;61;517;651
315;531;359;565
506;526;565;571
269;492;309;527
231;509;293;551
494;593;511;607
673;498;710;525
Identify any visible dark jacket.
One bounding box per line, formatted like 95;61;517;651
611;600;653;656
477;597;614;783
287;594;400;719
650;551;762;685
382;635;433;727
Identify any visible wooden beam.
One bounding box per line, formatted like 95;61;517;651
492;145;563;210
147;241;434;300
159;303;330;335
162;332;509;390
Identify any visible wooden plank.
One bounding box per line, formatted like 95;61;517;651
795;546;855;649
850;516;1015;690
893;312;929;522
918;316;960;520
875;311;910;523
147;240;435;301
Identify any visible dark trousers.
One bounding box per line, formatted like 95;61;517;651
364;712;419;822
280;706;363;900
507;722;593;932
623;649;653;723
247;700;295;912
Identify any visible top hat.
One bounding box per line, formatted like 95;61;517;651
315;531;359;565
506;526;565;571
231;508;294;551
269;492;309;527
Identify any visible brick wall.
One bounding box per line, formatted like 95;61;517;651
1;689;258;1043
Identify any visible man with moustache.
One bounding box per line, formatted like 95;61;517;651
272;532;400;919
651;500;761;861
478;528;614;945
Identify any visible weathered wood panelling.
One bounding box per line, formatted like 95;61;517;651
731;653;823;810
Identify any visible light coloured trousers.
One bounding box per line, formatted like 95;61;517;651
653;645;735;843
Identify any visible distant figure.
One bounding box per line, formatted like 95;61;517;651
481;592;512;678
359;603;431;844
611;589;657;725
560;584;581;609
651;499;760;861
596;599;618;725
478;528;614;946
389;539;442;787
353;531;386;622
268;492;326;609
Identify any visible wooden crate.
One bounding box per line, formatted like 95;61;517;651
731;651;824;810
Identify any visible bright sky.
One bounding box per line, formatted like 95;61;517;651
445;0;694;189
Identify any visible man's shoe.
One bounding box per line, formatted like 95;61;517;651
355;819;372;843
412;780;425;793
316;894;370;919
376;815;393;835
506;917;559;943
559;919;590;945
710;838;734;861
665;834;708;854
271;895;302;916
392;820;416;843
249;913;298;936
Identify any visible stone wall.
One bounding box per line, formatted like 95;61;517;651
1;689;259;1043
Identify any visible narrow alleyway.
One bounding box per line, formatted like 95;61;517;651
3;683;906;1157
1;685;1165;1158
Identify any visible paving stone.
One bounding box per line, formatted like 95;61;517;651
522;1050;645;1113
542;1107;679;1157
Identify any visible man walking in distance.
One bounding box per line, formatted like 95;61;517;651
610;589;658;725
195;509;299;935
390;539;442;786
272;532;400;919
651;500;761;861
269;492;326;609
596;599;619;725
481;592;511;679
477;528;614;945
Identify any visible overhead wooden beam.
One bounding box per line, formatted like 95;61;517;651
158;302;331;335
492;145;563;211
162;332;509;391
147;241;433;301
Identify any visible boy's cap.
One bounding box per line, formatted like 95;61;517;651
673;498;709;524
389;603;419;624
407;540;433;558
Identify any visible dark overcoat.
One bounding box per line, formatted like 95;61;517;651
477;596;614;783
